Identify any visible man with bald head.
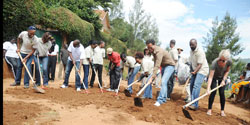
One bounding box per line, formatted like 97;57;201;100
188;38;209;110
61;39;85;92
11;26;39;88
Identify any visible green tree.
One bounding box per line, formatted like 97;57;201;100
203;12;244;64
109;0;124;20
110;18;133;43
229;59;246;82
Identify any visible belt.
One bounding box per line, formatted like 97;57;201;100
48;55;57;56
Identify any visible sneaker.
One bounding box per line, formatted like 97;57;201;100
24;85;29;89
221;111;226;117
10;82;20;86
167;98;171;101
76;88;81;92
154;102;161;107
206;111;212;116
106;88;114;92
60;84;68;88
114;89;119;93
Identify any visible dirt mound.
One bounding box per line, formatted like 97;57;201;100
3;101;51;125
5;85;249;125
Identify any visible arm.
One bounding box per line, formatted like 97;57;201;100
206;70;215;93
68;51;75;65
16;38;21;53
23;48;36;63
191;64;202;75
152;50;164;78
221;66;231;86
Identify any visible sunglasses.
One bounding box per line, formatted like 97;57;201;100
219;59;226;63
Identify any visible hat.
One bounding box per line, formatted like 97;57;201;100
107;48;113;54
177;48;183;51
28;26;36;31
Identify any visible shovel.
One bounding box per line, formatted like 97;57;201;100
75;66;89;94
182;75;191;94
17;52;45;94
124;80;139;97
134;78;154;107
182;83;224;120
92;68;105;93
36;55;47;89
114;77;122;96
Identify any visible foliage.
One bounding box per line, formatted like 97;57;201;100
203;12;244;64
3;0;47;41
109;0;124;20
45;7;95;45
229;59;246;82
110;18;133;43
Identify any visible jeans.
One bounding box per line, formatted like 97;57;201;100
190;73;206;108
35;56;49;86
15;53;36;86
110;66;121;90
90;64;103;87
167;71;175;98
83;64;89;89
143;74;153;98
63;59;81;88
5;56;19;79
208;79;225;110
127;66;140;93
48;55;57;80
157;65;175;104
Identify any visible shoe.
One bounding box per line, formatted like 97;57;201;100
167;98;171;101
24;85;29;89
106;88;114;92
10;82;20;86
188;105;197;111
60;84;68;88
76;88;81;92
114;89;119;93
243;99;249;104
206;111;212;116
221;111;226;117
154;102;161;107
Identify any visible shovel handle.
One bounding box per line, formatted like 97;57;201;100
75;66;88;90
17;52;35;83
126;80;139;89
183;84;223;109
182;77;191;94
136;78;155;97
93;68;104;92
36;55;44;85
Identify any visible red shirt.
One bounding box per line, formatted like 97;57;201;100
108;52;121;67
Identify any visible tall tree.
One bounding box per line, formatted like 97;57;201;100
109;0;124;20
203;12;244;64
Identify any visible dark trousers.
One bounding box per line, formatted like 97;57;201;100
208;79;226;110
47;56;57;80
5;56;19;78
167;71;175;98
90;64;103;87
110;66;121;90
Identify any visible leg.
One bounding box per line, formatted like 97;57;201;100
127;66;140;93
110;68;115;90
14;56;23;85
218;80;226;111
167;71;175;98
47;56;52;80
97;64;103;87
23;54;34;87
5;56;17;79
75;61;81;89
208;79;217;110
51;56;57;80
62;60;73;86
114;66;121;89
41;57;49;86
143;74;153;98
34;56;41;86
156;66;175;104
89;64;96;87
191;73;206;108
83;65;89;89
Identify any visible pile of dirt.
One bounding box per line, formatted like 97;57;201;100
3;101;50;125
5;84;249;125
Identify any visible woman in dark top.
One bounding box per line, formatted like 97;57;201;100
206;49;232;117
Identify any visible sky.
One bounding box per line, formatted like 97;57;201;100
121;0;250;59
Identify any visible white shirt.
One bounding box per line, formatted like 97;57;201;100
169;47;178;62
144;55;154;61
48;44;59;56
141;58;154;74
83;46;94;65
33;38;52;57
245;70;250;81
3;41;19;58
67;41;85;61
93;46;105;65
18;31;38;54
124;56;136;68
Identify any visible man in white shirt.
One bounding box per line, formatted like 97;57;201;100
47;38;59;81
90;41;105;88
12;26;39;88
120;53;141;94
167;39;178;100
82;40;98;89
3;38;19;79
60;39;85;91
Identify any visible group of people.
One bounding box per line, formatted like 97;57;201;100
4;26;250;118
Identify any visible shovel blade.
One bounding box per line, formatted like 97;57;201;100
134;97;143;107
124;89;131;97
34;86;45;94
182;108;193;120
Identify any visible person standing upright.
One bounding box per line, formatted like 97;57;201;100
146;39;176;107
188;38;209;110
3;38;19;80
82;40;97;89
47;38;59;82
11;26;39;88
58;43;69;79
90;41;105;88
167;39;178;100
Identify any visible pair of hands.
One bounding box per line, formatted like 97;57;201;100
206;80;226;95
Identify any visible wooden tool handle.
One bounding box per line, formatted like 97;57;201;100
17;52;35;83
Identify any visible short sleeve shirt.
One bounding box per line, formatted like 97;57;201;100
169;47;178;62
33;38;52;57
141;58;154;74
190;47;209;76
18;31;38;54
3;41;19;58
67;41;85;61
124;56;136;68
211;58;232;79
83;46;94;65
93;46;105;65
48;44;59;56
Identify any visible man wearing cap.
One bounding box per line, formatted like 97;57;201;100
107;48;121;92
60;39;85;91
11;26;39;88
47;38;59;82
146;39;176;107
82;40;98;89
167;39;178;100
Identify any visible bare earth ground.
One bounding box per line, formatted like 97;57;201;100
3;64;250;125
